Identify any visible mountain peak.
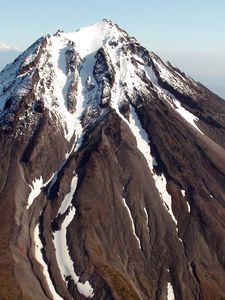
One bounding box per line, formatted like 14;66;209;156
1;22;225;300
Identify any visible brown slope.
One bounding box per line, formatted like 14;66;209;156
1;88;225;299
132;88;225;299
1;21;225;300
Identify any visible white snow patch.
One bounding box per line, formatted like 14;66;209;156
143;61;203;135
39;23;112;145
144;207;149;226
167;282;175;300
186;202;191;213
0;38;43;113
128;106;177;225
54;205;76;281
26;177;43;209
42;173;56;188
181;191;191;213
128;106;153;170
21;52;36;68
173;99;203;134
53;176;94;298
34;223;63;300
40;21;127;145
144;64;159;85
150;53;195;97
155;175;177;226
44;37;77;141
58;175;78;216
77;282;94;298
72;52;97;150
122;197;141;249
27;174;63;209
62;21;112;59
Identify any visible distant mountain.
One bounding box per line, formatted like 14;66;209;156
1;20;225;300
0;49;22;71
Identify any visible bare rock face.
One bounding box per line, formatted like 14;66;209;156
0;20;225;300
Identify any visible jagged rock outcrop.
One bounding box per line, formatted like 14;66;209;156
0;19;225;300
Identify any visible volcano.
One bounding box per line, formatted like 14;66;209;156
0;20;225;300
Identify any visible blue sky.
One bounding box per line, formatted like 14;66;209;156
0;0;224;97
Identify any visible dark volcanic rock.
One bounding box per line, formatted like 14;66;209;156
0;20;225;300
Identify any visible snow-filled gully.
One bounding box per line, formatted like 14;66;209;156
34;221;63;300
127;107;178;227
32;40;99;298
36;35;99;146
44;39;79;142
26;143;75;210
144;64;204;135
53;174;94;298
33;174;94;299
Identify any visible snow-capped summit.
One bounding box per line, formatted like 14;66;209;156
0;19;206;143
1;21;225;300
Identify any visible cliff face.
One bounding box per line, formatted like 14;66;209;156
0;20;225;300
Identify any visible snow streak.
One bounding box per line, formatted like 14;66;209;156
122;197;141;249
34;222;63;300
167;282;175;300
53;175;94;298
128;106;177;225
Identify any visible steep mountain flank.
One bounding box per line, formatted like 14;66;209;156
0;20;225;300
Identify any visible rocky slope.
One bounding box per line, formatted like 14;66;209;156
0;20;225;300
